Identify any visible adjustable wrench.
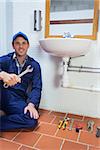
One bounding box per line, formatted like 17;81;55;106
3;65;33;88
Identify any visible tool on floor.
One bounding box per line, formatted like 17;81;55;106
75;122;83;133
62;118;70;130
58;117;70;129
87;120;95;133
58;120;64;129
76;127;83;133
96;126;100;138
69;118;74;131
3;65;33;88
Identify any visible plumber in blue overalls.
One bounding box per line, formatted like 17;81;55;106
0;32;42;131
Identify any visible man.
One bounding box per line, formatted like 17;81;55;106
0;32;42;131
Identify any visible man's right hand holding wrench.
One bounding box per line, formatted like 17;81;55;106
0;71;21;87
3;65;33;88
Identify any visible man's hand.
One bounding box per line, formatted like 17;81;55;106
0;71;21;86
24;103;39;119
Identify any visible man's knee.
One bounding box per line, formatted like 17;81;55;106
24;115;38;128
28;119;38;128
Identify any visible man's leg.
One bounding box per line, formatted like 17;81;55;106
0;113;37;131
0;99;37;131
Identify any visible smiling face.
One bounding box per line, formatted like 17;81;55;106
12;36;29;57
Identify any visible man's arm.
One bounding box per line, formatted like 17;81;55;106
24;62;42;119
0;55;21;86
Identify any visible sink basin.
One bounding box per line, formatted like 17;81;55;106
39;38;91;57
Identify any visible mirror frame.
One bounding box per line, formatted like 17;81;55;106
45;0;99;40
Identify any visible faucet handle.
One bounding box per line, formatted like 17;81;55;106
63;32;71;38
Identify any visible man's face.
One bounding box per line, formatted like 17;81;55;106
12;37;29;57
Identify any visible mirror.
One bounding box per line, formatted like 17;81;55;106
45;0;99;40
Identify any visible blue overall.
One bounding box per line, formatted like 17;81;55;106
0;52;42;131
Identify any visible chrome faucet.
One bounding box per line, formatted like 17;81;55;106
63;32;71;38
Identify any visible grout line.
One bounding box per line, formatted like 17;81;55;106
73;118;84;121
37;122;41;127
48;110;52;114
62;138;89;147
76;130;81;142
37;121;57;127
66;138;89;147
82;116;85;121
87;145;90;150
2;131;96;148
40;109;100;120
33;134;43;148
33;122;43;132
18;144;34;149
54;128;59;136
1;137;36;149
1;138;21;145
76;141;96;147
50;115;56;124
33;129;99;148
48;110;66;118
11;130;23;141
2;131;98;149
64;113;68;118
33;130;64;140
60;139;65;150
17;144;22;150
66;138;80;144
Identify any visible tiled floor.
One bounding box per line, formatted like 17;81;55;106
0;108;100;150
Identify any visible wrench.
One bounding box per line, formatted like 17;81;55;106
69;118;74;131
3;65;33;88
87;120;94;133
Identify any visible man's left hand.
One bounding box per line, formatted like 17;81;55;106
24;103;39;119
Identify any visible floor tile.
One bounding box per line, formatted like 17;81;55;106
73;120;87;131
39;108;51;115
62;140;87;150
0;139;20;150
84;117;100;124
67;113;83;120
56;128;78;141
52;116;65;125
39;113;55;123
79;131;100;147
89;146;100;150
19;145;36;150
1;109;100;150
1;131;20;140
49;111;66;117
14;131;41;147
35;135;63;150
35;123;57;135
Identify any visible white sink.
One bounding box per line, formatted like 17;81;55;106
39;38;91;57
